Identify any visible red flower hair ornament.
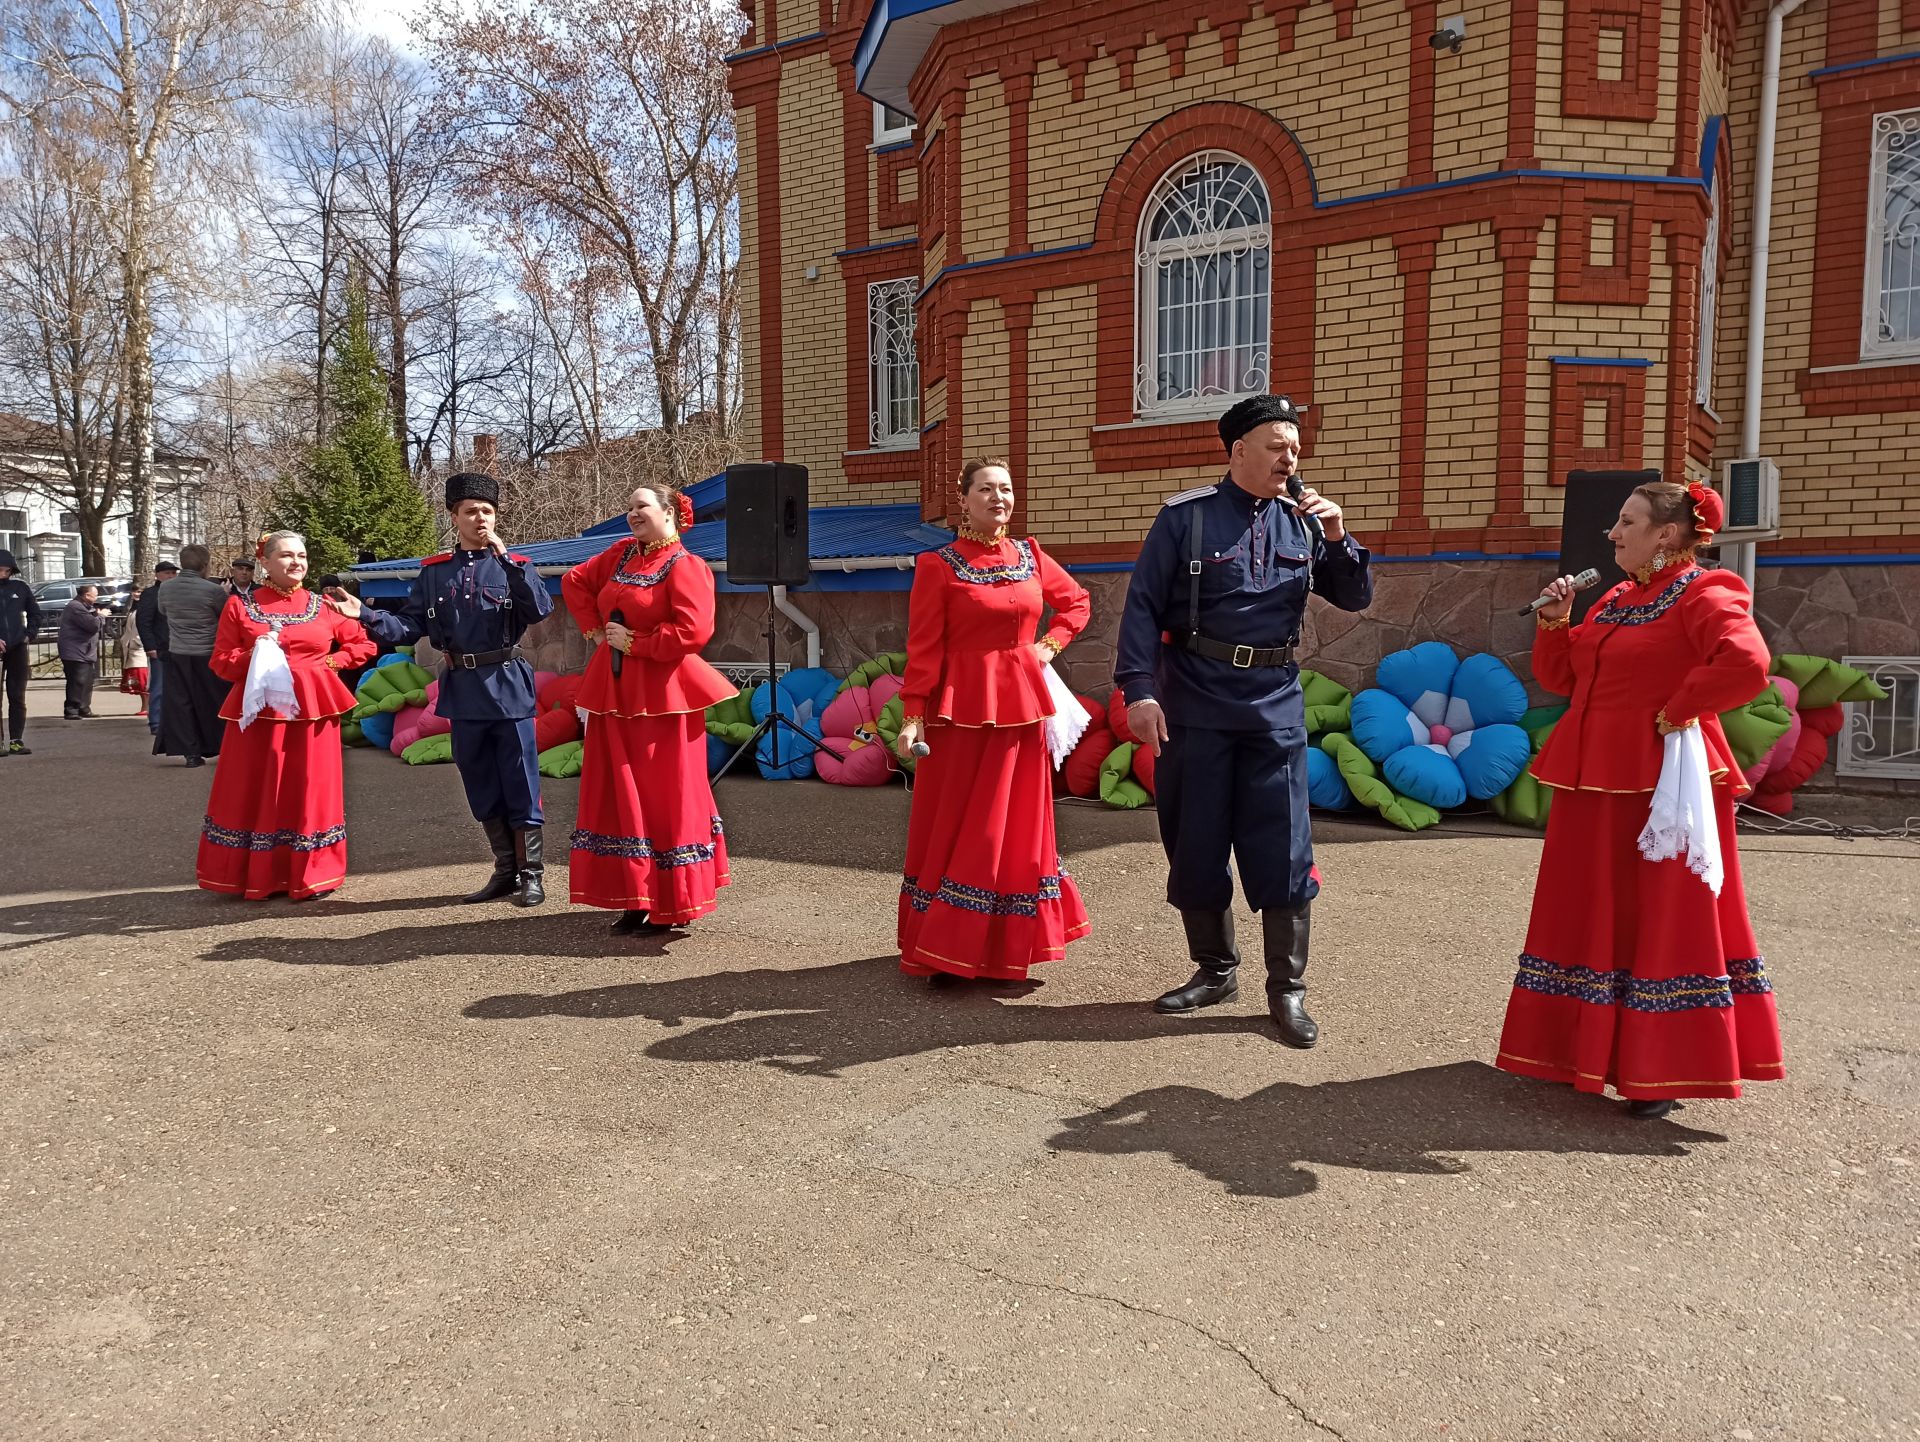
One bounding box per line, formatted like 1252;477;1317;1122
673;490;695;532
1686;481;1724;545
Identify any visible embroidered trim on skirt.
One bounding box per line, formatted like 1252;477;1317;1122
897;720;1090;980
570;710;729;922
1496;786;1784;1100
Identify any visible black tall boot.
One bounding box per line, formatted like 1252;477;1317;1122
463;817;518;903
513;826;546;907
1151;910;1241;1014
1262;904;1319;1049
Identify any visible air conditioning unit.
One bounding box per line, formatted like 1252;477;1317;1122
1718;457;1780;540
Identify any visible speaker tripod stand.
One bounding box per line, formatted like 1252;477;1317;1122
714;585;844;782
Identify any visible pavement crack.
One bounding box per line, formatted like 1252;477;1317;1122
938;1256;1346;1440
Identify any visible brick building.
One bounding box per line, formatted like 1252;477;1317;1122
724;0;1920;719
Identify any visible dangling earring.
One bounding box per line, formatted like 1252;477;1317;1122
1652;548;1668;573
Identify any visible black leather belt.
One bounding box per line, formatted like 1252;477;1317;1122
446;645;523;670
1181;634;1296;668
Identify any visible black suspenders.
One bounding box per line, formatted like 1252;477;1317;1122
1185;506;1205;644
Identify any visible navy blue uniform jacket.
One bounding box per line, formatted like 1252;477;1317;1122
363;548;553;720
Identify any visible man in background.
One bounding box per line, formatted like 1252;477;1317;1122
57;583;110;719
0;548;40;756
136;560;177;743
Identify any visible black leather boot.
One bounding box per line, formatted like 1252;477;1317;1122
1152;910;1241;1014
1262;904;1319;1048
463;817;519;903
513;826;546;907
1626;1098;1674;1120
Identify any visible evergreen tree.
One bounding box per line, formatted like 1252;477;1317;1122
272;282;436;576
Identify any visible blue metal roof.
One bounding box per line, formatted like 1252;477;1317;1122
348;474;951;598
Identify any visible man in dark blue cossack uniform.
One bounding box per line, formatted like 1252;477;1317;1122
327;472;554;906
1115;395;1373;1047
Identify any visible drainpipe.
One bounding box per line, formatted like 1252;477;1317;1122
1732;0;1812;590
772;584;821;669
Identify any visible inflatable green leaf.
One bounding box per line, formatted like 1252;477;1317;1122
1717;683;1794;773
1321;731;1442;831
705;687;756;745
351;660;432;719
539;740;585;779
1518;702;1568;737
839;651;909;695
1491;721;1557;829
1770;653;1890;709
1299;668;1353;737
876;693;917;773
342;719;368;746
400;732;455;765
1098;742;1151;809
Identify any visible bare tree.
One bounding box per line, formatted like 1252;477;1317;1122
3;0;313;580
0;114;129;574
422;0;740;485
406;239;519;474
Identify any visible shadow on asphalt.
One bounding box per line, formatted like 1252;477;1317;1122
0;890;476;951
1048;1061;1727;1198
195;910;682;967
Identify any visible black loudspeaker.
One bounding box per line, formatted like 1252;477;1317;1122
725;462;810;588
1559;469;1659;622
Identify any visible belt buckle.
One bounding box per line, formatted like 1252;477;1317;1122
461;652;477;670
1231;644;1254;668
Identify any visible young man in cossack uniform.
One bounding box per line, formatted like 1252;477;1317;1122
1114;395;1374;1047
327;472;554;905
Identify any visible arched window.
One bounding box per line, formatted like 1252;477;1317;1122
1865;108;1920;359
1695;167;1722;406
1135;153;1272;419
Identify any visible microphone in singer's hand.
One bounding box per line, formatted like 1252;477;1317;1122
608;607;625;678
910;741;930;758
1518;567;1603;616
1286;475;1325;544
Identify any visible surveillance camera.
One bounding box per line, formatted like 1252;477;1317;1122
1430;15;1465;50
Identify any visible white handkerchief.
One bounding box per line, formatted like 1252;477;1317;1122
1637;725;1724;895
1041;661;1089;771
239;632;299;731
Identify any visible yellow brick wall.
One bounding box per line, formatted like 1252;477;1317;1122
1433;0;1514;182
1534;0;1679;168
776;0;817;47
868;147;918;245
777;54;850;501
1711;4;1920;542
1700;27;1729;132
1312;238;1405;532
1882;0;1920;48
737;109;763;461
1024;7;1412;253
962;76;1011;262
962;299;1011;459
1523;217;1675;517
1424;223;1502;525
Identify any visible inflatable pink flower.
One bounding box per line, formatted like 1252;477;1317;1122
817;673;905;786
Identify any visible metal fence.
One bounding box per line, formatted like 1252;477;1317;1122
1838;655;1920;781
26;614;127;685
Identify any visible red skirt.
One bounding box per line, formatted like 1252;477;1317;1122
120;667;149;696
897;721;1091;980
197;717;348;901
570;711;727;923
1496;786;1785;1100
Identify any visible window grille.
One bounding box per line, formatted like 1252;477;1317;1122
1837;656;1920;780
1863;109;1920;360
1696;173;1721;405
868;278;920;449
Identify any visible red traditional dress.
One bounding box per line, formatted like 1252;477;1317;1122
897;531;1093;980
1496;559;1785;1100
563;536;736;923
197;587;374;900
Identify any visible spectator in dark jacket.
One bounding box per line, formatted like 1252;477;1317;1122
137;560;177;739
58;585;109;719
155;544;230;766
0;548;41;756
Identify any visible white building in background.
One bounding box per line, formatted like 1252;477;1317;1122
0;412;210;581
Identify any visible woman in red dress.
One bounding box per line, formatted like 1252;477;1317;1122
564;484;736;934
892;458;1093;985
198;531;374;901
1496;481;1784;1118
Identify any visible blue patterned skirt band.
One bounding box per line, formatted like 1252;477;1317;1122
1512;952;1772;1014
570;816;723;868
201;817;347;853
901;866;1067;918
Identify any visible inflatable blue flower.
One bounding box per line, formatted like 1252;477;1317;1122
749;666;841;780
1348;642;1532;810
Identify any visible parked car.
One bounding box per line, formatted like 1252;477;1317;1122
31;576;132;614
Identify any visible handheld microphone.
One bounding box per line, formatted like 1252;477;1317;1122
910;740;930;758
1285;475;1325;545
1517;568;1603;616
608;607;625;678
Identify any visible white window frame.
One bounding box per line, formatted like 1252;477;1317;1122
873;103;913;147
1862;107;1920;360
868;277;920;450
1133;151;1273;421
1695;169;1721;406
